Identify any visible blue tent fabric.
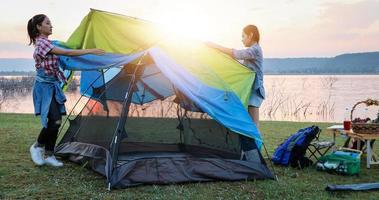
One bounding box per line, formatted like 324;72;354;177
148;47;262;145
58;52;144;71
52;41;145;71
55;47;262;146
132;65;175;104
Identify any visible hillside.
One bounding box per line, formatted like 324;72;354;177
0;58;34;72
264;51;379;74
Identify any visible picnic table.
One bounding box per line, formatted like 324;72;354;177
327;125;379;168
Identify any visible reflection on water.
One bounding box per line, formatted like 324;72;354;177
1;75;379;122
261;75;379;122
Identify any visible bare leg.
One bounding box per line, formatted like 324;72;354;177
248;106;260;129
239;106;262;162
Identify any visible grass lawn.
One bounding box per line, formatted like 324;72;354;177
1;113;379;199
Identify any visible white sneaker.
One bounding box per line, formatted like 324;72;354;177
45;156;63;167
30;143;45;166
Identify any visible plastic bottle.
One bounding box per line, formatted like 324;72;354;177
343;107;351;131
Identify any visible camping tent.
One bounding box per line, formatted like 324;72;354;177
55;9;274;189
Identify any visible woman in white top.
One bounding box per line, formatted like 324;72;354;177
206;25;265;161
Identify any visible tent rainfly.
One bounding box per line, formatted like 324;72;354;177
55;9;274;189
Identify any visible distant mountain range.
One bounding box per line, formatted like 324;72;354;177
264;51;379;74
0;58;34;72
1;51;379;75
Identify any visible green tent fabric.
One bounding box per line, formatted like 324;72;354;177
63;9;255;108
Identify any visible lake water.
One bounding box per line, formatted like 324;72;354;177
1;75;378;123
262;75;379;122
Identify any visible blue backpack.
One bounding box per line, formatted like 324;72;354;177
272;126;320;168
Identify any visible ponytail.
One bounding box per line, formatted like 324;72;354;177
27;14;46;45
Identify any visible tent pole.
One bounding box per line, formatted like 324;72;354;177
108;52;148;189
262;142;279;181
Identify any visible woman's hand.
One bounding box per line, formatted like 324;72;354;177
89;48;105;55
51;47;105;56
204;41;218;49
204;41;233;57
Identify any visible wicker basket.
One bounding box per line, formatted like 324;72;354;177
350;99;379;134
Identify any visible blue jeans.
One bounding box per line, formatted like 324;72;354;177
37;96;62;152
240;135;257;151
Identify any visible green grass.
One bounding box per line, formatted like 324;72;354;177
1;113;379;199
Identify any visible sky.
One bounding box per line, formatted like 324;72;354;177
0;0;378;58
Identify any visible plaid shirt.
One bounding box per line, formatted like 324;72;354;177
34;36;66;82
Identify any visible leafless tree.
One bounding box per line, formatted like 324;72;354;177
321;76;338;89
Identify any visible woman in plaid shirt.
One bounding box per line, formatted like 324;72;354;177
27;14;104;167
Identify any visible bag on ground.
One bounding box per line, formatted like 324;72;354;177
272;126;320;168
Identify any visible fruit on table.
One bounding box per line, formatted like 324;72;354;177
352;117;371;123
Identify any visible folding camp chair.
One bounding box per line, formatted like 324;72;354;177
307;128;335;162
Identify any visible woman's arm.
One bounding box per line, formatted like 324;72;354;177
205;42;234;58
50;46;105;56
